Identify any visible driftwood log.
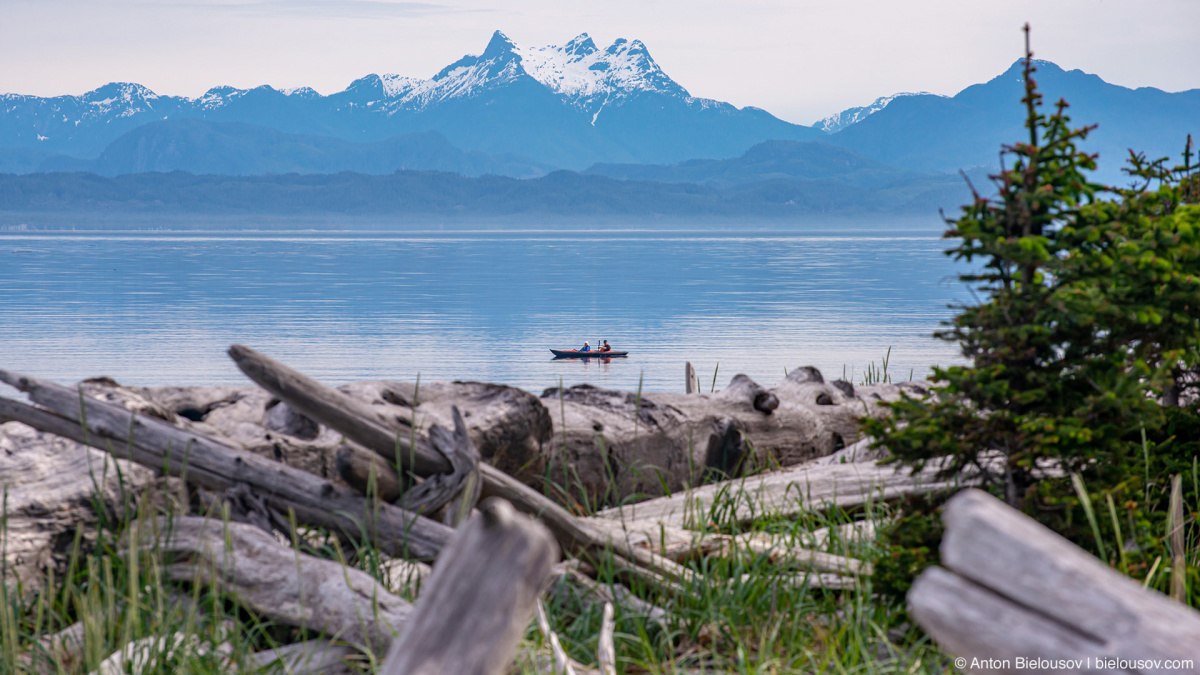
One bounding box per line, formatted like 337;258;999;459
130;516;412;654
249;640;358;675
0;418;156;597
592;449;967;529
538;367;924;501
0;373;454;561
226;345;693;589
379;498;558;675
3;354;923;512
909;489;1200;674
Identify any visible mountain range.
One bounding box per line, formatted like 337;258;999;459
0;32;1196;220
0;31;818;171
831;59;1200;183
11;121;551;178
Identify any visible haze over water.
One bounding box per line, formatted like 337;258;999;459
0;228;967;393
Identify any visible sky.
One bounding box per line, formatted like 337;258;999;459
2;0;1198;126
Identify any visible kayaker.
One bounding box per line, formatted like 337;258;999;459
580;341;591;352
600;340;612;352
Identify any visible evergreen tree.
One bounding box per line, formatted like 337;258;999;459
864;27;1179;505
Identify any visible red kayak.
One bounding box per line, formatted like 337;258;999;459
550;349;628;358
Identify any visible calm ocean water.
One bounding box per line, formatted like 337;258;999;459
0;229;967;393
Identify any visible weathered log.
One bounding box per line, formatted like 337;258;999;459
801;520;880;549
228;344;448;476
0;373;454;561
334;443;403;503
379;498;558;675
722;373;779;414
18;359;928;508
231;342;923;506
16;621;87;675
134;516;411;653
598;602;617;675
91;633;233;675
908;489;1200;674
583;516;868;577
583;517;716;562
249;640;358;675
143;378;552;487
379;556;432;598
396;408;481;521
226;345;692;586
729;533;871;576
538;371;923;503
685;361;698;394
594;455;965;529
734;571;857;591
0;415;156;598
71;379;343;480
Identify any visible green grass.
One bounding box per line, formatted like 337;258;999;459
1;470;951;674
524;493;949;674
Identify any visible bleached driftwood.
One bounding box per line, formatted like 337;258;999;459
598;602;617;675
594;455;965;529
800;520;880;549
141;376;552;488
395;408;482;523
538;368;925;501
228;342;924;502
133;516;411;653
584;509;872;585
334;443;403;503
16;621;87;675
908;489;1200;674
379;499;558;675
249;640;358;675
7;353;924;511
227;345;691;588
379;557;432;598
90;633;232;675
0;416;156;597
728;533;871;576
0;374;454;561
733;571;857;592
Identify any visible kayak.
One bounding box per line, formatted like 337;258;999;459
550;349;628;358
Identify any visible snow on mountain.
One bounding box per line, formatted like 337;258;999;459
79;82;163;119
362;31;691;116
0;30;818;166
378;74;422;98
2;31;701;128
514;33;688;106
816;92;943;134
281;86;320;99
196;85;250;110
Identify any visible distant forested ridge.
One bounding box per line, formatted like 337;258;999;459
0;165;973;223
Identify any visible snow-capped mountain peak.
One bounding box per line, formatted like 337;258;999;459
0;29;801;162
512;33;687;107
281;86;320;99
345;31;690;115
79;82;162;119
816;92;944;134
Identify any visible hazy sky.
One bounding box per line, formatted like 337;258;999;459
2;0;1197;125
